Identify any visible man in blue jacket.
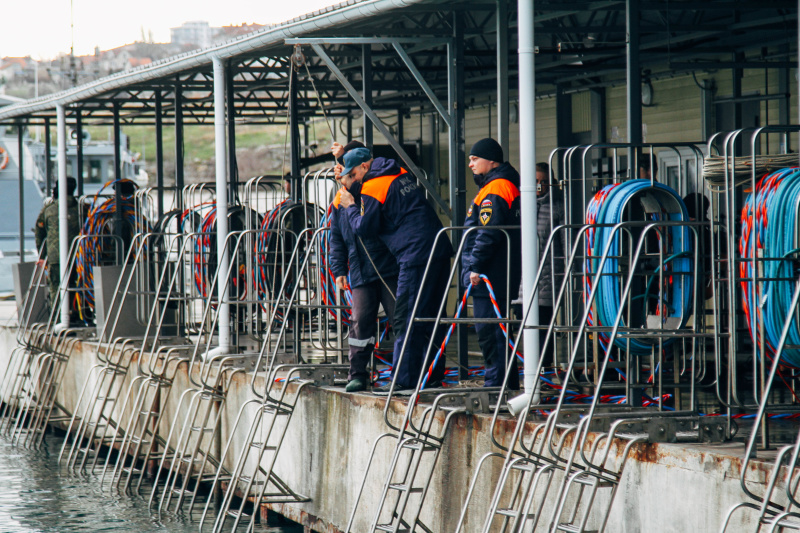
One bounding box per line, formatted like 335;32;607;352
339;147;453;391
329;142;399;393
462;138;522;388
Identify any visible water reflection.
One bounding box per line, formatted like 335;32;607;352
0;438;301;532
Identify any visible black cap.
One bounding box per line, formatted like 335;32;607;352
113;179;136;197
52;177;77;198
469;138;504;163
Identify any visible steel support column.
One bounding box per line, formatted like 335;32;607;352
289;61;303;361
778;45;790;129
226;61;237;203
555;85;572;148
701;80;714;142
517;0;540;402
75;110;84;196
733;52;744;137
397;110;404;145
591;89;606;145
155;90;164;219
17;123;24;260
448;12;469;379
497;0;510;156
56;103;69;326
44;117;52;197
113;101;123;263
362;45;373;150
626;0;642;174
175;83;185;208
213;56;231;353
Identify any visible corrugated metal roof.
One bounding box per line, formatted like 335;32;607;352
0;0;434;121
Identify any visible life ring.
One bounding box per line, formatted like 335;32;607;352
0;147;7;170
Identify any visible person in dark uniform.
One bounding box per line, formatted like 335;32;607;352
34;177;81;309
339;147;454;392
462;138;522;389
329;141;399;392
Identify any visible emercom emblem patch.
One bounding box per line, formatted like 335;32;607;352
360;198;365;216
479;198;492;225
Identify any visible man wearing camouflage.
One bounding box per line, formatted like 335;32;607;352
34;177;81;309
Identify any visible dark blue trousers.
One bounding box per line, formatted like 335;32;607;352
474;296;520;389
391;261;450;389
348;277;397;381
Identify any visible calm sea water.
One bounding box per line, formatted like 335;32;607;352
0;437;302;532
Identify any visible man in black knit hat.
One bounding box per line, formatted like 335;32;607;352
462;138;522;388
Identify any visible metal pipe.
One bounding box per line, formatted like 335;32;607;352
496;0;509;156
362;44;373;150
17;123;24;260
174;83;184;204
512;0;540;407
626;0;642;174
155;90;164;219
44;117;52;196
448;13;469;379
75;110;84;196
56;103;69;327
212;56;231;354
226;61;237;203
113;102;123;263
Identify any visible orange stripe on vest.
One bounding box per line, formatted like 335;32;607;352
360;169;408;204
333;187;344;208
473;179;520;208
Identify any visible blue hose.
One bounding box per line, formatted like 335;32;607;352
585;179;692;354
741;167;800;365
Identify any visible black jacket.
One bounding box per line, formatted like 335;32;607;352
329;187;398;288
346;157;453;267
461;162;522;300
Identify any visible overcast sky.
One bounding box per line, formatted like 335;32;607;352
4;0;339;59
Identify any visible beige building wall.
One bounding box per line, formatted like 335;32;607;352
375;60;798;217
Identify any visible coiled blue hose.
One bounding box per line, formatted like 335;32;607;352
740;167;800;365
585;179;692;354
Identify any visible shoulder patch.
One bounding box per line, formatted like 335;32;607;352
360;198;365;216
467;204;473;217
479;206;492;225
480;198;492;208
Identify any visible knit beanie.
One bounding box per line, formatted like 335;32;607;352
469;138;504;163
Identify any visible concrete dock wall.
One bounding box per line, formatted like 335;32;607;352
0;327;780;532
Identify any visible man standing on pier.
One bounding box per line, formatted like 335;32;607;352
34;177;81;311
338;147;453;392
329;141;399;392
462;138;522;389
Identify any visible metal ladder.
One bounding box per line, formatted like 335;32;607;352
99;230;199;493
101;344;191;493
57;232;165;471
58;337;139;472
151;355;244;516
200;363;346;533
720;276;800;533
353;390;505;533
2;243;89;447
456;211;713;532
